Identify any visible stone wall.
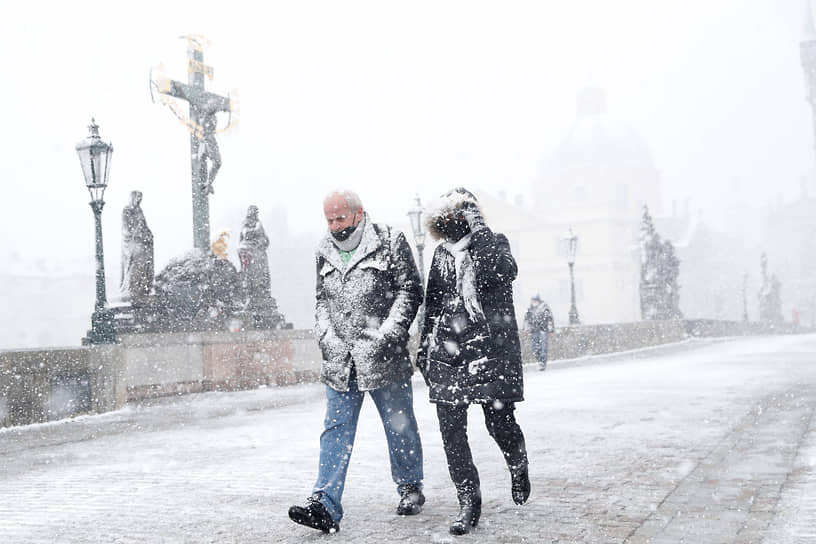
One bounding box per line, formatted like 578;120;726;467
0;319;804;428
533;319;799;362
118;329;319;400
543;320;687;361
0;330;320;428
0;347;92;427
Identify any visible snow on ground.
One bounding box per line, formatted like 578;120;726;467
1;335;815;543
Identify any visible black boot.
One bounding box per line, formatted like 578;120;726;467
396;484;426;515
510;464;530;505
288;495;340;534
449;484;481;535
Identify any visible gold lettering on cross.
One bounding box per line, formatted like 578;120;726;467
187;59;214;80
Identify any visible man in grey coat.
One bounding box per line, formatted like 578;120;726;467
288;190;425;534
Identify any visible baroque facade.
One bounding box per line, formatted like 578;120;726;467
482;87;662;325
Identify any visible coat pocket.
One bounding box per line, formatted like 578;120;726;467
427;357;500;387
318;328;348;366
358;259;389;272
426;359;462;388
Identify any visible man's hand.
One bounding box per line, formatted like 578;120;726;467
359;328;388;351
361;328;386;341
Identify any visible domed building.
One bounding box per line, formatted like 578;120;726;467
482;87;663;325
535;86;661;218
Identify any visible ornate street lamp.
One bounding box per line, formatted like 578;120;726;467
407;195;426;331
564;227;580;325
76;118;116;344
407;194;426;288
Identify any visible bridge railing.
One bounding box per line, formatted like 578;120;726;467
0;319;805;428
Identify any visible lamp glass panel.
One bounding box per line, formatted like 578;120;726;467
102;146;112;187
77;146;94;187
92;150;103;187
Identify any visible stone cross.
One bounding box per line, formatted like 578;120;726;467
156;36;231;250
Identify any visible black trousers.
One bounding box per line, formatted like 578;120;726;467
436;402;528;491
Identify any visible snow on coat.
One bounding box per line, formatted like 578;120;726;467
417;196;524;406
315;217;422;392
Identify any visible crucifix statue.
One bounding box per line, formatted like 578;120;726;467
151;35;234;250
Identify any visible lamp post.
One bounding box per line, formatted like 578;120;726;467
742;272;749;322
76;119;116;344
565;228;580;325
407;195;426;330
407;195;426;287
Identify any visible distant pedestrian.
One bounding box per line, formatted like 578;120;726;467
288;190;425;534
417;188;530;536
524;295;555;370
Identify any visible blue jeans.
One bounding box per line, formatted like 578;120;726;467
312;372;423;522
531;330;549;365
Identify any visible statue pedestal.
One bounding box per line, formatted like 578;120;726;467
108;298;162;335
118;329;306;399
233;296;288;331
107;249;289;334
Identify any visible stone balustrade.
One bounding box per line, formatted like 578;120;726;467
0;319;802;428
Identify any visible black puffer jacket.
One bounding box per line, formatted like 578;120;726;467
416;206;523;406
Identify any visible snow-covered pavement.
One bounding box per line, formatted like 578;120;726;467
1;335;815;543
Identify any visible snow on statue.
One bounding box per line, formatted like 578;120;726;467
120;190;154;304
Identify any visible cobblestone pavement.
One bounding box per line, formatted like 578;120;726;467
1;335;815;543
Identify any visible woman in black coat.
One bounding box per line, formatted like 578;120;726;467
416;188;530;536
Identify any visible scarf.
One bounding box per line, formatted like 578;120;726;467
331;213;367;252
443;233;485;322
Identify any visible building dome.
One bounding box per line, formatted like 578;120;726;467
535;86;661;216
550;86;655;170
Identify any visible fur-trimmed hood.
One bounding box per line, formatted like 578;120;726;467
425;187;484;240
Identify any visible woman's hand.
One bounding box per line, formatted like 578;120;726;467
460;202;486;233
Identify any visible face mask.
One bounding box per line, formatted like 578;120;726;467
331;225;357;241
331;212;361;242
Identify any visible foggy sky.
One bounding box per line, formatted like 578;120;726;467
0;0;812;272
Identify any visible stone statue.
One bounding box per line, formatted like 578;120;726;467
238;205;271;304
198;98;223;195
120;190;154;303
